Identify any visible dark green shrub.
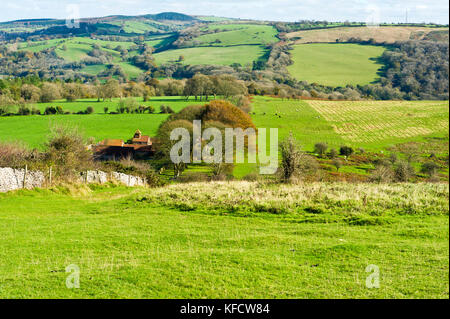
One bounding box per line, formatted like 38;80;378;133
340;146;354;157
421;162;440;177
394;161;415;182
44;106;57;115
314;142;328;157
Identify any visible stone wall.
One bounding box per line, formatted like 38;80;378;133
0;167;45;193
79;170;145;186
0;168;146;193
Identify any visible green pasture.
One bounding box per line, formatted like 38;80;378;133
16;38;66;53
153;45;267;66
80;64;107;75
144;34;175;49
251;96;344;151
0;97;206;148
287;43;386;87
195;24;278;46
0;114;165;149
108;20;159;34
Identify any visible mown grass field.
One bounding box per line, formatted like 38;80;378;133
306;100;450;149
153;45;267;66
287;43;386;87
0;182;448;298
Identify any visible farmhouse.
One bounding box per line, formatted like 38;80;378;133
94;130;154;160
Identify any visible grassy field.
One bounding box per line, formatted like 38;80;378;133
287;43;386;86
55;42;92;62
1;95;448;153
285;26;449;44
195;24;278;46
0;182;447;298
144;34;176;49
153;45;267;66
108;20;159;34
0;97;206;148
0;114;167;148
80;64;108;75
251;96;344;151
233;96;449;178
250;96;449;151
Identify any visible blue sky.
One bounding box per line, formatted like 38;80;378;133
1;0;448;24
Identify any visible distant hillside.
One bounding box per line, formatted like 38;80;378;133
0;12;197;40
149;12;197;21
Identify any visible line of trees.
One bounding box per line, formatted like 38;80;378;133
0;74;252;114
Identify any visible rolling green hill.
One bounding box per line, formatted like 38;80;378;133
2;17;281;78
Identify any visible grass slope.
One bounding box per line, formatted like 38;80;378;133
287;43;385;86
251;96;343;151
195;24;278;46
0;182;447;298
154;45;266;66
108;20;159;34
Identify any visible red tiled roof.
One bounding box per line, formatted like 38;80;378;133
132;135;151;144
100;139;124;147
